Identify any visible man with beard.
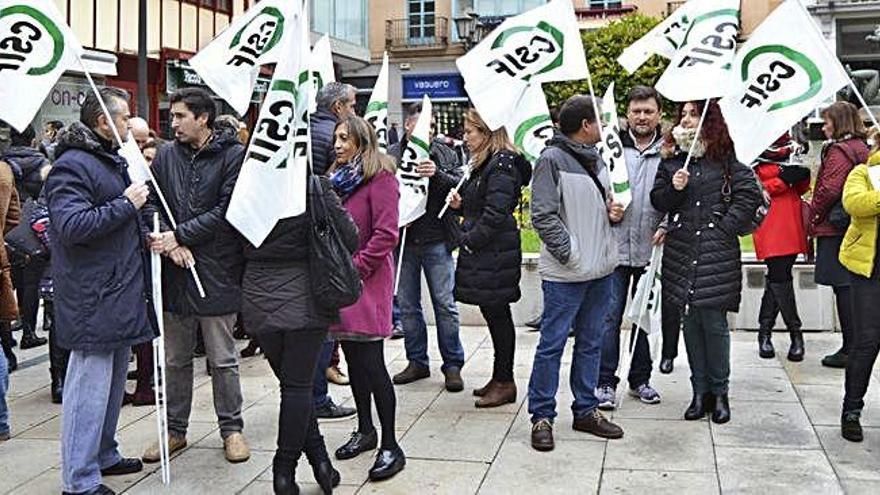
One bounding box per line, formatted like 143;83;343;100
594;86;668;410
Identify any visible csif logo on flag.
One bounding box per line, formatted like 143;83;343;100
738;45;822;112
0;4;65;75
226;6;285;68
365;101;389;145
399;136;429;196
514;114;554;163
244;79;297;169
673;9;738;69
486;21;565;81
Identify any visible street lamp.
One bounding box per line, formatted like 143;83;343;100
454;9;479;48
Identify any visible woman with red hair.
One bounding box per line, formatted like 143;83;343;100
651;100;762;424
752;135;811;361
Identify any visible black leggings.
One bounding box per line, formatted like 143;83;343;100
258;327;330;465
341;340;398;450
479;304;515;383
661;294;682;360
834;286;855;355
765;254;797;283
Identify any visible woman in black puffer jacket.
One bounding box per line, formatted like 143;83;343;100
448;109;532;409
651;100;761;425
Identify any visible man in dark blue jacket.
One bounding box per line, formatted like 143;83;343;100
46;87;156;495
310;82;356;176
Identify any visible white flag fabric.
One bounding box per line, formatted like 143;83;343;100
308;34;336;113
506;84;554;164
118;133;152;184
627;246;663;336
653;0;740;101
365;52;390;153
0;0;84;132
189;0;292;116
226;3;307;247
456;0;587;130
397;95;432;227
618;0;732;74
600;83;632;209
719;0;850;164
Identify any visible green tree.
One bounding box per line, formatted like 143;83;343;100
544;13;671;117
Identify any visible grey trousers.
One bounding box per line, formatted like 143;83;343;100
61;347;130;493
165;312;244;439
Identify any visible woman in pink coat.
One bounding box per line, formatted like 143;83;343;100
327;116;405;481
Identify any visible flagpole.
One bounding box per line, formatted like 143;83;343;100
394;228;408;296
151;214;171;485
582;60;605;141
794;0;880;134
437;168;470;219
75;56;207;298
682;100;710;171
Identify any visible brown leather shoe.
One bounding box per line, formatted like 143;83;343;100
572;410;624;439
392;362;430;385
531;418;554;451
326;366;349;385
443;367;464;392
473;379;496;397
142;434;187;463
475;381;516;408
224;432;251;463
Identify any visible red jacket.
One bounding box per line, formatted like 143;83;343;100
753;163;810;260
807;138;869;237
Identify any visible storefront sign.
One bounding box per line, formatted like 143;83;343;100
167;62;269;102
402;74;466;101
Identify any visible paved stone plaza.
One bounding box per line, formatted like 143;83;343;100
1;326;879;494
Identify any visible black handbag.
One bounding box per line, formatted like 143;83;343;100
4;198;47;267
308;175;362;310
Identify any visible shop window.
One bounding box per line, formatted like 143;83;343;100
837;18;880;64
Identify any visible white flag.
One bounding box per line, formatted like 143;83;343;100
456;0;587;130
189;0;293;116
0;0;83;132
365;52;390;153
506;84;554;164
226;3;307;247
654;0;740;101
118;133;152;184
627;246;663;336
719;0;850;164
309;34;336;113
618;0;734;74
397;95;432;227
600;83;632;209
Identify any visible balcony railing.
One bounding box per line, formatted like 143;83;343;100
575;4;637;20
385;17;449;51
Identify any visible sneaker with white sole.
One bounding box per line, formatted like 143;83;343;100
596;385;617;410
629;384;661;404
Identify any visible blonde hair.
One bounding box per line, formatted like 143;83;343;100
465;109;516;168
333;116;395;181
870;128;879;153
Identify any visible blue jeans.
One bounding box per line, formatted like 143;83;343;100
398;241;464;372
529;275;613;422
313;340;333;409
0;348;8;437
599;266;653;389
61;347;130;493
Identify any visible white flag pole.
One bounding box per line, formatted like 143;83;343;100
437;167;470;219
151;213;171;485
394;228;408;296
75;56;207;298
681;100;711;171
583;60;605;144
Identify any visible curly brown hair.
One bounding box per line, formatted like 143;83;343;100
662;100;735;163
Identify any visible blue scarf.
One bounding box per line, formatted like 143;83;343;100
329;156;365;201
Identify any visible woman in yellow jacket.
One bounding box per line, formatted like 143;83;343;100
839;138;880;443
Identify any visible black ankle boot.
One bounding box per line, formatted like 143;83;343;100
684;394;706;420
758;331;775;359
19;324;47;349
757;282;778;359
712;394;731;424
770;281;804;361
272;458;299;495
312;460;340;495
788;331;805;362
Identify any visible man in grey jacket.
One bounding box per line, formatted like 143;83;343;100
528;95;625;452
596;86;667;410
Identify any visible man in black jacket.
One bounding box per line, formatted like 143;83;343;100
141;88;250;464
389;102;466;392
310;82;356;176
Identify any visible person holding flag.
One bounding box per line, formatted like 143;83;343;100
596;86;667;410
141;88;250;465
45;87;156;495
389;102;466;392
327;116;405;481
651;100;762;425
448;109;532;409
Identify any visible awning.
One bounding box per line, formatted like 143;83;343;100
70;50;119;77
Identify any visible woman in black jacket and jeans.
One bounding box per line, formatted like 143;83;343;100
448;109;532;409
239;176;359;495
651;100;761;424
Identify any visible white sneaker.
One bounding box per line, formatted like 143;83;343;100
596;385;617;410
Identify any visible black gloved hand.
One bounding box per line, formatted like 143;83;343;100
778;165;811;186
